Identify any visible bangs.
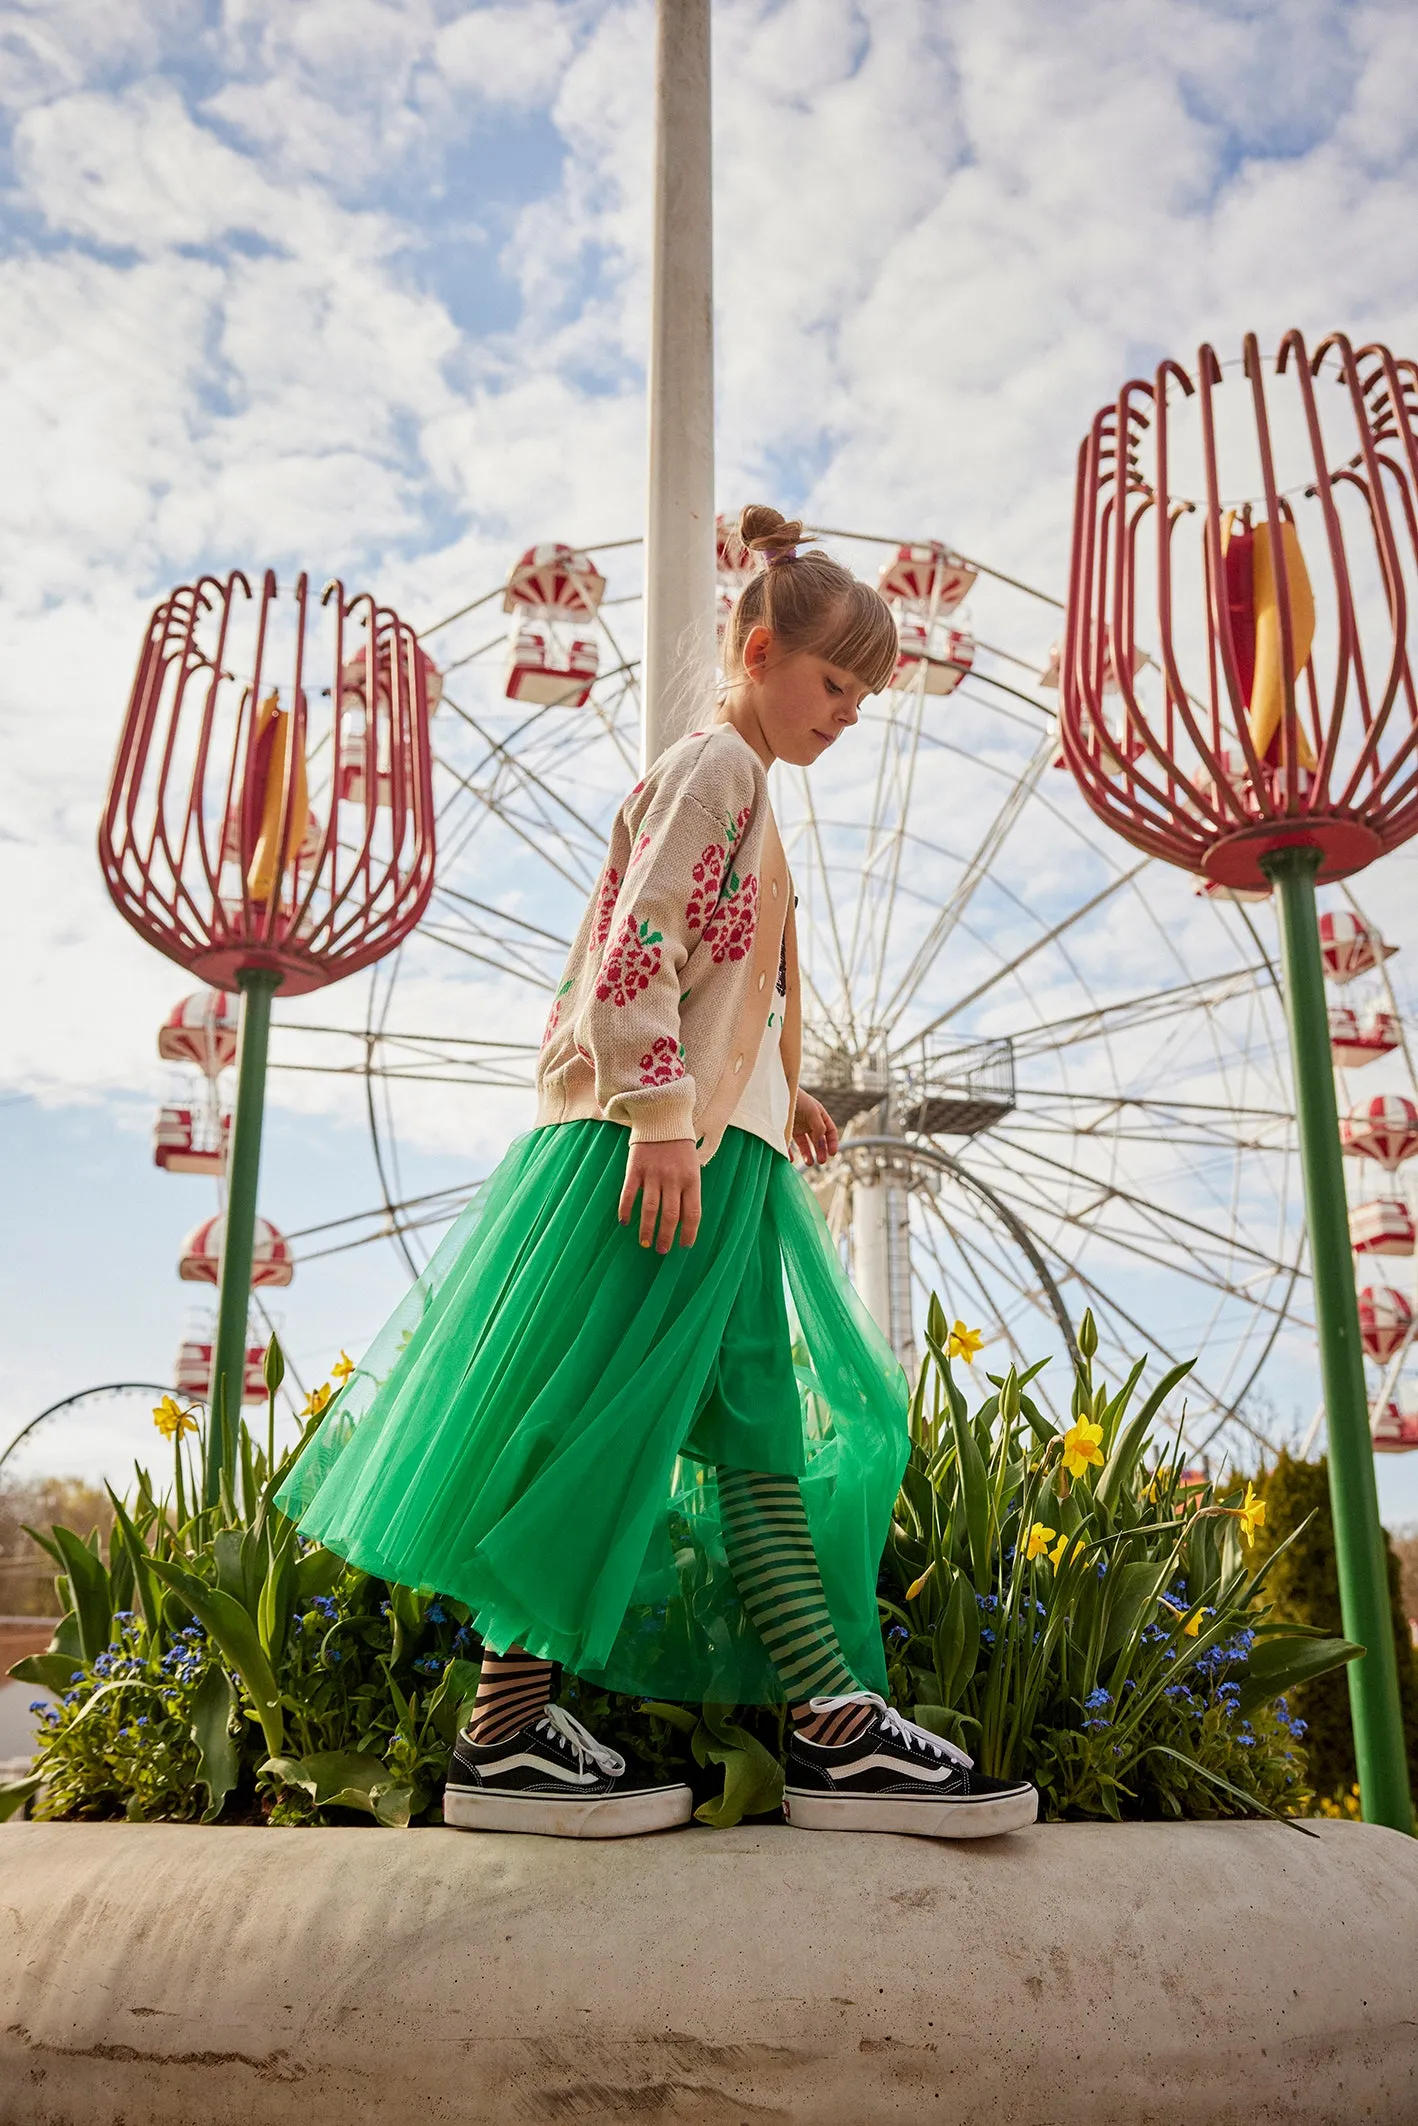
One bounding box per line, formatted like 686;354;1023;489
816;580;901;697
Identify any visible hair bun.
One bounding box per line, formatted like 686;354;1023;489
739;504;806;559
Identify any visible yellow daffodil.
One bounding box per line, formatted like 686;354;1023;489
1050;1532;1086;1571
153;1395;199;1442
1235;1482;1266;1547
300;1382;332;1419
1161;1596;1204;1638
947;1320;985;1364
331;1350;356;1384
1061;1416;1105;1480
1024;1521;1057;1563
905;1562;937;1601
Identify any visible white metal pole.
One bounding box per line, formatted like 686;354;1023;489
642;0;717;771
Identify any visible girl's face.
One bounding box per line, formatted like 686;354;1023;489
730;622;870;768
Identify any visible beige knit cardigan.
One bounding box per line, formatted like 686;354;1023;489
534;722;801;1161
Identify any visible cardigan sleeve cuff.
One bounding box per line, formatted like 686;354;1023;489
608;1086;699;1143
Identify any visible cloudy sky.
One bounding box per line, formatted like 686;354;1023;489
3;0;1418;1515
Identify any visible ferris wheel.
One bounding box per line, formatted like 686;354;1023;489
249;516;1345;1463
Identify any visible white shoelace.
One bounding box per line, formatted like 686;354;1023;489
807;1692;974;1769
536;1703;627;1779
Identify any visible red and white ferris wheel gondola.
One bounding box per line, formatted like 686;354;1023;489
178;1213;294;1289
1341;1095;1418;1172
1320;910;1398;986
174;1334;269;1405
1349;1197;1417;1256
1328;1006;1402;1069
1371;1399;1418;1453
1358;1284;1413;1364
336;641;444;808
157;991;237;1077
153;1104;231;1176
502;542;606;707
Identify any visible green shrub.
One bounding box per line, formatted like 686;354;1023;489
1248;1452;1418;1805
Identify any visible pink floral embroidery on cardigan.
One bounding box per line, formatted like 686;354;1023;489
591;866;621;950
685;842;726;935
704;872;758;963
597;913;663;1006
638;1034;685;1086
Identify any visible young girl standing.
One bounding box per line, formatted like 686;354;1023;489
279;507;1038;1842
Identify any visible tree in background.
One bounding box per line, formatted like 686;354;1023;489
1251;1454;1418;1803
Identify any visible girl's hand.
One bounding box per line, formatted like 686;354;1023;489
790;1091;839;1167
619;1138;703;1251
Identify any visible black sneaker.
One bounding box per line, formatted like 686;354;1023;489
784;1694;1038;1838
443;1704;693;1839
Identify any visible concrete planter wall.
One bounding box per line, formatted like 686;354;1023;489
2;1818;1416;2124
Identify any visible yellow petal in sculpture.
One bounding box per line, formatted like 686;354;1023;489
1248;519;1317;771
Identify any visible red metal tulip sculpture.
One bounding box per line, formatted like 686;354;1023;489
100;570;437;1501
1057;330;1418;1831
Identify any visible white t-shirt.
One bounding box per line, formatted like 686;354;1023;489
727;793;792;1154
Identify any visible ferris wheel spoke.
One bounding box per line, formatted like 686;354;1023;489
916;1193;1066;1394
786;767;860;1046
901;860;1152;1050
878;727;1056;1035
971;1125;1296;1278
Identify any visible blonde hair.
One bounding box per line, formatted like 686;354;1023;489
723;504;899;697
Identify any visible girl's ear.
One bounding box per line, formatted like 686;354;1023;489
741;624;774;680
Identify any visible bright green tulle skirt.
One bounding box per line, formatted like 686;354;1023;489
276;1120;908;1704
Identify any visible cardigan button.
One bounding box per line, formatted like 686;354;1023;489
733;1053;745;1073
757;972;767;991
770;879;780;899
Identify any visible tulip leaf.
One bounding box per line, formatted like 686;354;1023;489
293;1546;345;1603
190;1664;240;1822
1095;1359;1195;1516
8;1652;81;1694
47;1523;112;1665
426;1657;483;1745
1236;1633;1362;1717
263;1751;415;1826
692;1704;783;1827
149;1558;284;1757
0;1775;42;1822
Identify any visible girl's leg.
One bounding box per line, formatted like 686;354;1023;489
463;1644;555;1744
717;1465;875;1746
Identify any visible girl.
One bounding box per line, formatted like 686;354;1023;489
278;506;1038;1842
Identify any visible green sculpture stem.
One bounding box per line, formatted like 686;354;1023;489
207;966;281;1508
1263;843;1412;1832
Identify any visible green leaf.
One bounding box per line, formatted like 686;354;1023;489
641;1700;701;1735
293;1547;345;1603
105;1486;163;1640
257;1525;297;1663
426;1658;483;1745
0;1776;42;1822
263;1750;410;1824
692;1705;784;1827
48;1524;112;1664
263;1335;286;1395
1100;1561;1170;1669
150;1558;284;1757
1094;1359;1195;1515
19;1522;64;1569
8;1652;81;1693
189;1665;240;1822
941;1361;992;1588
1236;1634;1363;1717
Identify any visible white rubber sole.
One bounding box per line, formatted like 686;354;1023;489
783;1784;1039;1839
443;1783;694;1839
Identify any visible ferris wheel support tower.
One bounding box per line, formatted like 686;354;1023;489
643;0;717;769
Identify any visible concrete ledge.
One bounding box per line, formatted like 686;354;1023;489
2;1818;1416;2123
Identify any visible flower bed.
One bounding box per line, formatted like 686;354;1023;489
4;1306;1360;1828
